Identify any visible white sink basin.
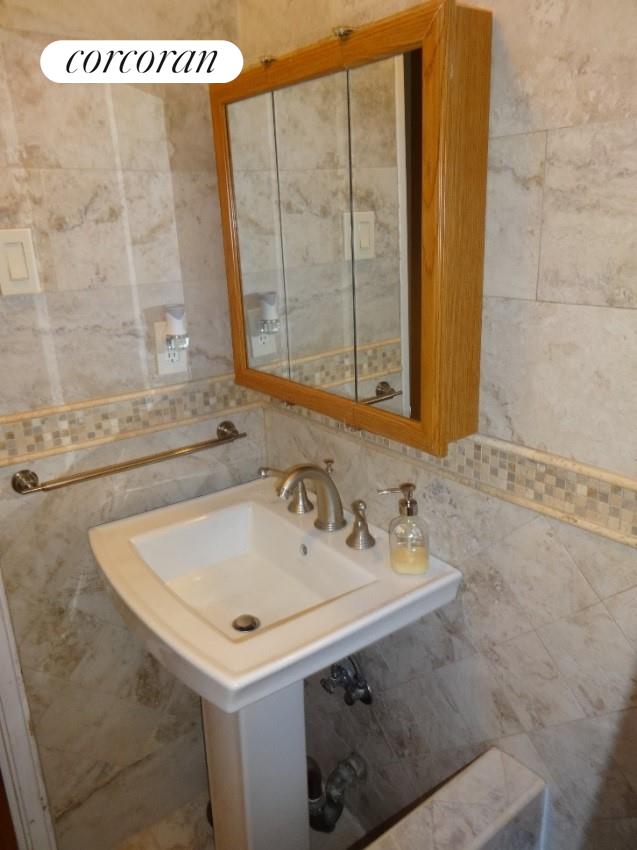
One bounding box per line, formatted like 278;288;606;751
90;477;461;712
132;500;376;641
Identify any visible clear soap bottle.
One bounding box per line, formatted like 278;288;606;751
378;483;429;575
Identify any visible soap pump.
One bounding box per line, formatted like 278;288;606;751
377;483;429;575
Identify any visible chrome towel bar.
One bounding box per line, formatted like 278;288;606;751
11;420;246;495
360;381;403;406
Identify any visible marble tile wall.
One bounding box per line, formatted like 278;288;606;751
0;408;265;850
266;406;637;850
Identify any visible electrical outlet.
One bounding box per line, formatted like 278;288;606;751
250;333;278;359
154;321;188;375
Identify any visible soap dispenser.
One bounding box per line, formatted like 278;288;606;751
377;483;429;575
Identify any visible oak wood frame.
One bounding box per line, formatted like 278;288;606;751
210;0;491;455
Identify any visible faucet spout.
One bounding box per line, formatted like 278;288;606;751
278;464;346;532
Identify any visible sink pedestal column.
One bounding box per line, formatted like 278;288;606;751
202;681;310;850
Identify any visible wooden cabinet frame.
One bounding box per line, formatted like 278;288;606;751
210;0;491;455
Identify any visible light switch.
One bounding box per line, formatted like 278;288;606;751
359;220;371;251
343;211;376;261
7;242;28;280
0;228;41;296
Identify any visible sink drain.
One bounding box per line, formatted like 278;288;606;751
232;614;261;632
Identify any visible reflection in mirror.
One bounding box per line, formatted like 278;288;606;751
228;93;290;378
226;51;421;418
349;55;418;418
273;72;355;400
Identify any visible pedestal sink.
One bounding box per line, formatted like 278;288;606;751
90;477;461;850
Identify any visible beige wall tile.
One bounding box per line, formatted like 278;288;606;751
44;287;147;400
55;731;207;850
548;519;637;600
182;277;234;379
0;292;54;413
30;168;129;291
475;0;637;137
349;57;398;169
279;168;349;268
0;43;17;167
372;673;475;756
122;171;182;286
233;169;282;274
434;654;525;743
539;118;637;309
173;171;223;283
111;86;171;173
163;84;217;174
530;711;637;824
474;517;598;628
0;167;30;226
484;631;586;730
227;92;276;172
484;132;545;300
480;297;637;478
537;603;637;717
2;30;116;170
274;73;349;171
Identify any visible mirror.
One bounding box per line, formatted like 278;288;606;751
211;1;492;455
227;54;420;418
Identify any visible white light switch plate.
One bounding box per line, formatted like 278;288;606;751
0;228;41;296
154;321;189;375
343;211;376;261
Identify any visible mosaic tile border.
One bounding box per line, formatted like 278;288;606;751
0;374;261;468
270;402;637;548
262;338;402;386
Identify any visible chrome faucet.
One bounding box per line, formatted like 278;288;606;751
277;464;346;532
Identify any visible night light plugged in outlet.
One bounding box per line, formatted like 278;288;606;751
154;320;189;375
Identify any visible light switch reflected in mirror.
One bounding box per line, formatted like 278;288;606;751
226;51;422;419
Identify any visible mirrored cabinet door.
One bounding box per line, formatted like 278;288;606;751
226;58;419;415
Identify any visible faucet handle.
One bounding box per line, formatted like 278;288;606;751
323;458;335;476
287;480;314;515
346;500;376;550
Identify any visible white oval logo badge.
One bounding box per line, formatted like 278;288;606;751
41;40;243;84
